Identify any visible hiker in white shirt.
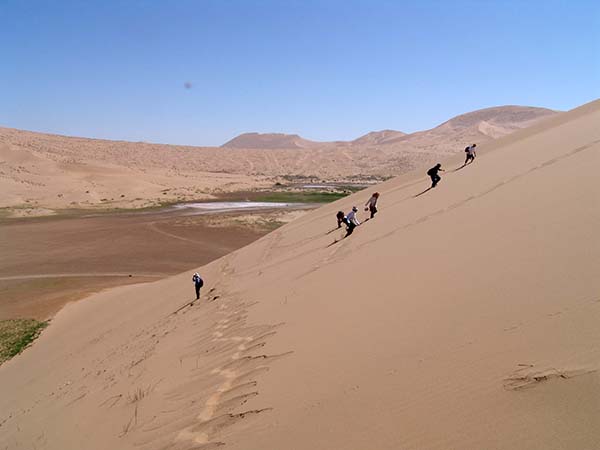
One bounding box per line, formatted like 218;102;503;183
344;206;360;236
464;144;477;165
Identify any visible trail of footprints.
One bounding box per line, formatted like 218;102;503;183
130;288;290;450
503;366;597;391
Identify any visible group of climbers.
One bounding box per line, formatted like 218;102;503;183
336;143;478;236
336;192;379;237
194;144;478;299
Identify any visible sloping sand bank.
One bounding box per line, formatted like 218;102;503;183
0;100;599;450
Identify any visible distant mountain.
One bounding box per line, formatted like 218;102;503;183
439;105;557;129
221;132;321;149
222;106;557;150
396;105;559;150
351;130;407;146
432;105;558;139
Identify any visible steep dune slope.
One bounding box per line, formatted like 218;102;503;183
224;100;600;450
0;100;598;450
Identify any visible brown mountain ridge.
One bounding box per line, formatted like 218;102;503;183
221;105;557;149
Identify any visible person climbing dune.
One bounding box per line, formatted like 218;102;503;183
364;192;380;219
192;272;204;300
336;210;345;228
464;143;477;165
427;163;444;188
344;206;360;237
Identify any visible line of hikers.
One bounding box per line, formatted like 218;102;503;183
336;192;379;237
427;143;476;187
337;143;477;236
193;144;478;299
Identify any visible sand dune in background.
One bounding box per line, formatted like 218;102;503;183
0;100;598;449
221;132;321;149
0;105;556;214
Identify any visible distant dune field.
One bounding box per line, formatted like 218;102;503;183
1;99;598;449
0;105;556;216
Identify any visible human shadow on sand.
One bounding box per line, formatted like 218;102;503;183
452;163;471;172
414;187;433;197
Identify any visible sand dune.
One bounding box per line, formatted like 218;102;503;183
221;132;321;149
351;129;407;146
0;99;598;449
0;135;271;214
222;106;555;149
0;106;556;215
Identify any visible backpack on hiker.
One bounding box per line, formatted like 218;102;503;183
192;273;204;287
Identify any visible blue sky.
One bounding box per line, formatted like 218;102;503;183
1;0;598;146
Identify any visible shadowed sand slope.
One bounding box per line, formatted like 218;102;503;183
0;100;598;449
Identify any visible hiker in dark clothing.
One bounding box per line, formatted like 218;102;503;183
336;211;345;228
364;192;380;219
192;272;204;300
427;163;444;188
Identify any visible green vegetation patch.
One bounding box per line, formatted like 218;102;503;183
254;191;349;203
335;185;368;193
0;319;48;365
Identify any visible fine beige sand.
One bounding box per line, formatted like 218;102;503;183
0;100;598;449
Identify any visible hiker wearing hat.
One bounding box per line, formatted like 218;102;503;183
364;192;380;219
192;272;204;300
344;206;360;236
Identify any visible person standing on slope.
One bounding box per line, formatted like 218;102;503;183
464;144;477;165
427;163;444;188
345;206;360;237
192;272;204;300
336;210;346;228
364;192;380;219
